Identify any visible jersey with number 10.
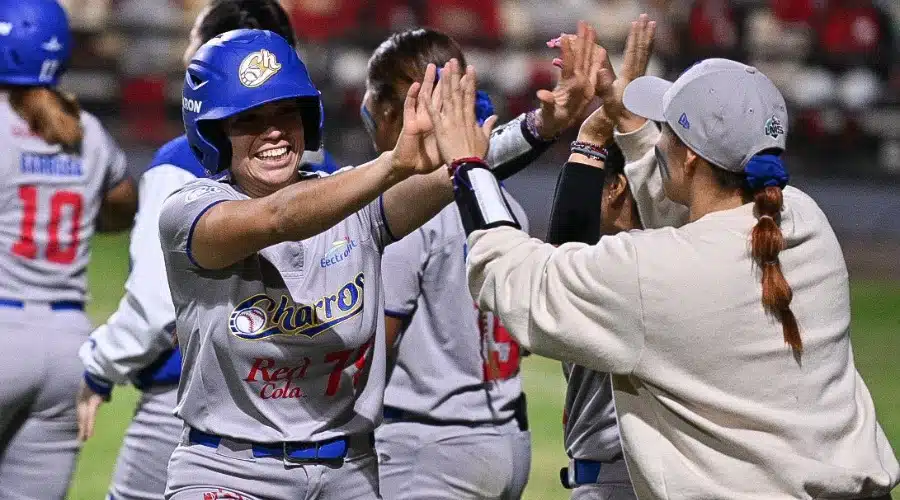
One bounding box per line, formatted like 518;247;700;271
0;94;127;302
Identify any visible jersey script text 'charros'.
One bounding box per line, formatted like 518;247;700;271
228;273;365;340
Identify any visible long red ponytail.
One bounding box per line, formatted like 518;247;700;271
750;186;801;351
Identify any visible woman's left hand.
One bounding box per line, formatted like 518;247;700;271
535;21;602;140
389;63;442;177
425;59;497;165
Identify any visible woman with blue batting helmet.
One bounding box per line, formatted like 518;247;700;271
0;0;137;498
159;28;494;499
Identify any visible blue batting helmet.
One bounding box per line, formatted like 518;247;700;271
182;29;323;175
0;0;72;87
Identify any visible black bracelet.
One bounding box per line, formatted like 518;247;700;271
570;141;608;162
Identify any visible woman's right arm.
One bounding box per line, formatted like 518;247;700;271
465;225;645;374
169;152;408;270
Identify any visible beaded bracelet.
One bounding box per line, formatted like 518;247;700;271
570;141;608;162
524;110;558;143
448;156;488;177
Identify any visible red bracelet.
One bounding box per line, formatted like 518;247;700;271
448;156;487;177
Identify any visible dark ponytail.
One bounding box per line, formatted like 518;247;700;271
751;186;801;351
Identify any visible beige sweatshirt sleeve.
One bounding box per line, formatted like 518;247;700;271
466;226;645;374
615;122;690;230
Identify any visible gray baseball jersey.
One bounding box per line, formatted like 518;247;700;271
382;195;528;423
562;363;622;461
0;95;127;303
159;175;391;443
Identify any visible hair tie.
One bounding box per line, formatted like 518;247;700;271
759;214;775;221
744;154;789;191
475;90;494;126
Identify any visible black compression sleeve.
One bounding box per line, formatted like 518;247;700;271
546;161;605;245
453;162;521;236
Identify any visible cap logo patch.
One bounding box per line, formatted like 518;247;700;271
678;113;691;130
239;49;282;88
765;116;784;139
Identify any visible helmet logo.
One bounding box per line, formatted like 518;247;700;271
0;22;12;36
42;36;64;52
239;49;282;88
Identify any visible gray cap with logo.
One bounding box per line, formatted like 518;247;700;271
623;58;788;174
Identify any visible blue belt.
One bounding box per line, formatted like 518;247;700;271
0;298;84;311
188;428;369;462
382;405;522;429
560;459;603;488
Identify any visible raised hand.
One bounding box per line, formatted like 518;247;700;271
534;21;602;140
390;63;442;176
425;59;497;164
596;14;656;130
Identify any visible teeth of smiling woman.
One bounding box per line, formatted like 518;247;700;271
258;147;288;159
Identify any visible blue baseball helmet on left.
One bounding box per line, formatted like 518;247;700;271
182;29;323;175
0;0;72;87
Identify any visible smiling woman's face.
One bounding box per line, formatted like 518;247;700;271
224;99;305;197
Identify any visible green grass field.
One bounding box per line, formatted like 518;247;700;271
66;233;899;499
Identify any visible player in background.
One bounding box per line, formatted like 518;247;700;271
160;29;544;499
546;21;674;499
75;2;338;499
362;26;599;499
0;1;137;498
455;13;899;499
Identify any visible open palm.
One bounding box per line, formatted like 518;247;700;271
391;64;441;176
596;14;656;123
537;21;601;139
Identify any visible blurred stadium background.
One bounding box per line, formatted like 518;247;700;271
55;0;898;498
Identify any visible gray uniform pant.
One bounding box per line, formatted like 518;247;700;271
568;459;634;500
165;428;380;500
376;418;531;500
107;386;181;500
0;305;90;500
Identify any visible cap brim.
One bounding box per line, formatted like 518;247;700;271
623;76;672;122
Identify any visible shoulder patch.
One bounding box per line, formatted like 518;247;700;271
184;184;224;202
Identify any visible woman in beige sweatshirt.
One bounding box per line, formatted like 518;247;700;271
455;53;900;499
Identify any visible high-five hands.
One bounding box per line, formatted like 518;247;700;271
425;59;497;165
535;21;603;140
595;14;657;132
390;60;496;175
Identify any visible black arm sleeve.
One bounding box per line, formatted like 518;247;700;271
545;161;605;245
453;162;521;236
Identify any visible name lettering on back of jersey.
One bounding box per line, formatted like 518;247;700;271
320;237;357;268
20;153;82;176
182;97;203;113
229;272;365;340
